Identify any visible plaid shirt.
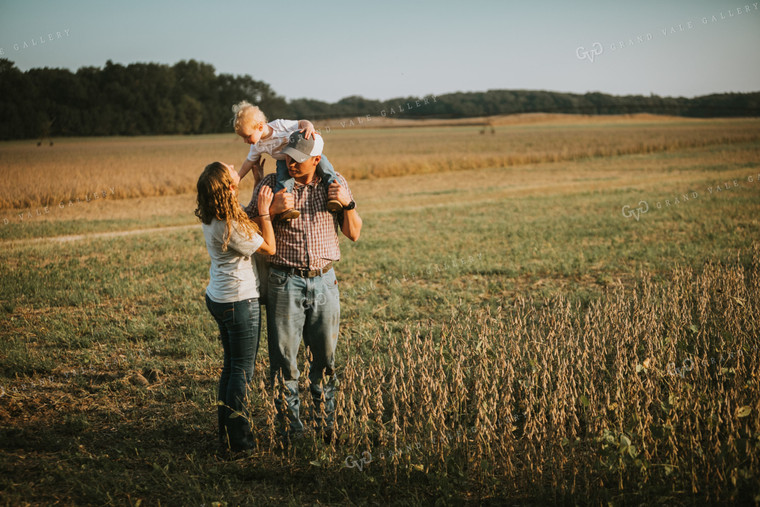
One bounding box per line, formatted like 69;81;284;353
245;172;354;270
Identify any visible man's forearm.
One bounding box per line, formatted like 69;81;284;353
239;159;254;180
341;209;362;242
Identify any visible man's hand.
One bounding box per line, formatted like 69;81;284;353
328;182;352;208
270;188;294;215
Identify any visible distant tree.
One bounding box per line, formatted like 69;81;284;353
288;98;334;120
0;58;757;140
0;60;35;138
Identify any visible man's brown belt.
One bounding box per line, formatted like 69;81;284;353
270;262;333;278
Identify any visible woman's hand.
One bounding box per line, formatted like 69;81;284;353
257;184;274;217
255;184;276;255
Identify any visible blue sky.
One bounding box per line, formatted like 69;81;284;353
0;0;758;102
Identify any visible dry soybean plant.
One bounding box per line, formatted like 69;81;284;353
248;244;759;503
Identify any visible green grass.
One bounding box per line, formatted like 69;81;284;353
1;130;759;505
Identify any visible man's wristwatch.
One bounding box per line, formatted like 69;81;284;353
344;200;356;210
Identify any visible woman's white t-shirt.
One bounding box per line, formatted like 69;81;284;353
202;218;264;303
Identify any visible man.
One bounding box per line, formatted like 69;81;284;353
246;131;362;440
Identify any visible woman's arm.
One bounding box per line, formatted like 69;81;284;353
254;185;276;255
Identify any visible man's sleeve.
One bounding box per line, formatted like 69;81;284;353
337;173;354;203
245;180;263;219
245;174;275;219
335;173;355;227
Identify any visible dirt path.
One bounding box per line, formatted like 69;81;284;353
4;224;198;246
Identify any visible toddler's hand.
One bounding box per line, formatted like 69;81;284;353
300;123;316;139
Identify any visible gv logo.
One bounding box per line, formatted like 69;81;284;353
300;293;328;311
622;201;649;221
576;42;603;62
344;451;373;471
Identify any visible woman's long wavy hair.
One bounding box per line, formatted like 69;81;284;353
195;162;260;251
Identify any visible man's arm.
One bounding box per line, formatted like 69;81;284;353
340;207;362;242
244;176;265;219
239;158;264;185
269;188;294;217
328;181;361;242
246;174;294;226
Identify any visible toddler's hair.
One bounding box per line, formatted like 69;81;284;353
232;101;267;135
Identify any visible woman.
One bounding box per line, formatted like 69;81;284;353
195;161;275;452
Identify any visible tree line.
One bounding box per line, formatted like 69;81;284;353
1;58;758;140
0;59;287;139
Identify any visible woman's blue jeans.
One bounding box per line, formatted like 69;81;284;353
205;294;260;451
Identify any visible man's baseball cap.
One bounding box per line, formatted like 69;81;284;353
281;131;324;163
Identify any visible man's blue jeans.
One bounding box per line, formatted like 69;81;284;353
205;294;260;451
274;155;338;193
266;267;340;435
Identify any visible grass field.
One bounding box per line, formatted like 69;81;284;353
1;116;759;505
